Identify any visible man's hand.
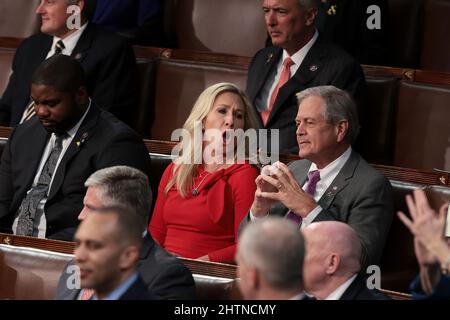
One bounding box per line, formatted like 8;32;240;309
250;165;279;217
255;162;318;218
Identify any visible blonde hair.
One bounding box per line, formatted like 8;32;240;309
165;82;259;197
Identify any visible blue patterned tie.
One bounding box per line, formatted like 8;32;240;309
16;133;66;236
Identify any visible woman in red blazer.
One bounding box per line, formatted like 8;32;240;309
149;83;260;263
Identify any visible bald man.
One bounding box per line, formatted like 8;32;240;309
236;217;308;300
302;221;389;300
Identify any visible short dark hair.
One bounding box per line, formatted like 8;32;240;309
31;55;86;93
93;205;144;248
85;166;152;230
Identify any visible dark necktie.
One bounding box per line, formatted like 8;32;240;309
16;133;67;236
20;40;65;124
285;170;321;227
54;40;65;55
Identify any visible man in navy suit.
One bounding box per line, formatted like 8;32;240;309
0;55;151;241
0;0;138;127
74;205;157;300
55;166;196;300
247;0;366;154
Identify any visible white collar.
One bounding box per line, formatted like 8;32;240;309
51;22;88;55
325;274;358;300
281;29;319;66
309;147;352;179
289;292;307;300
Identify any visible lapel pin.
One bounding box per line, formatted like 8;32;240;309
309;65;318;72
74;53;84;60
327;186;338;197
327;4;337;15
266;53;274;65
76;132;89;147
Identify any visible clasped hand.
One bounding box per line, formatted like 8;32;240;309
251;161;317;218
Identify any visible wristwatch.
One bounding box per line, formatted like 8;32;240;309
442;256;450;276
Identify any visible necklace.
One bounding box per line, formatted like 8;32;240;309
191;171;210;196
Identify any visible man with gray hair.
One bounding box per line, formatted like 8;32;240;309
0;0;137;126
55;166;196;300
302;221;389;300
246;0;366;153
236;217;308;300
244;85;393;270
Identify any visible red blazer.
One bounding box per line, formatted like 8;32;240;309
149;162;258;263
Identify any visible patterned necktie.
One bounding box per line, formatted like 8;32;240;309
15;133;67;236
80;288;95;300
54;40;65;55
285;170;321;227
20;40;66;124
261;57;294;126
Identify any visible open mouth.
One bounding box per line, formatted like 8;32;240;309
222;130;234;145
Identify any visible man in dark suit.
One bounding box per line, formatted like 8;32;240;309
302;221;389;300
247;0;366;154
0;55;151;241
243;86;393;269
55;166;196;300
236;217;309;300
0;0;138;127
74;205;157;300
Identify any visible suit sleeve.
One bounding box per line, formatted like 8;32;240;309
148;163;174;246
90;41;138;127
208;166;258;263
314;176;394;269
146;262;196;300
410;274;450;300
95;132;152;179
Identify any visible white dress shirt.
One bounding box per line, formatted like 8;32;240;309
300;147;352;228
12;101;91;238
324;274;358;300
45;23;88;58
255;29;319;114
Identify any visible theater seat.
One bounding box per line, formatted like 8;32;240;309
0;48;15;96
421;0;450;72
0;137;6;157
0;0;41;38
394;81;450;171
0;244;72;300
193;274;241;300
149;59;248;140
362;76;399;165
169;0;267;56
379;180;423;292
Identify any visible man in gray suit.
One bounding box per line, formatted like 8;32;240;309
55;166;196;300
245;85;393;270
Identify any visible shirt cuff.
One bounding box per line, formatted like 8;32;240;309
300;205;322;229
249;209;270;221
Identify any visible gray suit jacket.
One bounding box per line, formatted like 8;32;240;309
242;151;394;269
